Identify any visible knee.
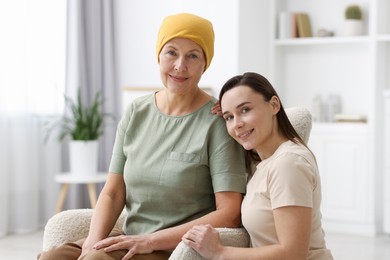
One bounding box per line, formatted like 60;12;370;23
80;248;128;260
37;248;68;260
80;249;109;260
37;242;81;260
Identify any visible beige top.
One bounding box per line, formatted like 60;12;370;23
241;140;333;259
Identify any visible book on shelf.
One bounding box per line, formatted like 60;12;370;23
334;113;367;123
278;12;312;38
296;13;312;37
278;12;291;39
291;13;298;38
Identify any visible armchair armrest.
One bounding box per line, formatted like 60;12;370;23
42;209;125;251
169;227;250;260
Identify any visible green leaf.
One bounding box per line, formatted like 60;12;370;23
44;88;115;142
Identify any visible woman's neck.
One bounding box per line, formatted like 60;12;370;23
156;88;211;116
256;135;288;161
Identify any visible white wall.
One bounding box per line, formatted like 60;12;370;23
238;0;270;77
114;0;268;97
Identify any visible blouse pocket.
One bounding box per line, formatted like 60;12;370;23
160;151;202;189
168;151;201;163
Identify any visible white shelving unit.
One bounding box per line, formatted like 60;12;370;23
269;0;389;235
309;123;373;235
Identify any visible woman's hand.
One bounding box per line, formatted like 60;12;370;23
78;238;96;260
78;248;91;260
211;101;222;116
182;224;224;260
93;234;154;260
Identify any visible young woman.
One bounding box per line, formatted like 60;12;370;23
182;72;333;260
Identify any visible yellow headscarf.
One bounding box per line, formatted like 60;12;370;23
156;13;215;72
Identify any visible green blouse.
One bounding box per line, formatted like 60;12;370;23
109;94;246;235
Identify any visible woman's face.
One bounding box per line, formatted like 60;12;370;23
159;38;206;94
221;85;279;152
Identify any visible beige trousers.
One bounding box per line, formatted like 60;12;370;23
37;228;171;260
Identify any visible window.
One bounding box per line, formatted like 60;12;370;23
0;0;66;115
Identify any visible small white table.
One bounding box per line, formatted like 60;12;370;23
54;172;108;213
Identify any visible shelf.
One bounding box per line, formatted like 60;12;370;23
312;122;368;132
377;34;390;42
274;36;370;46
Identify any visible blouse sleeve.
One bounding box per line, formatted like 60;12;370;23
108;103;133;174
208;120;247;194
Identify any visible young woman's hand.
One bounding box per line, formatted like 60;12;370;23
182;224;224;260
211;101;222;116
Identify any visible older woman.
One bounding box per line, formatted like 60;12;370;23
38;13;246;260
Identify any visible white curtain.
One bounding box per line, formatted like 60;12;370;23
0;0;66;236
65;0;119;209
67;0;118;172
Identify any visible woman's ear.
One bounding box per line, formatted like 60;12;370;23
270;96;281;114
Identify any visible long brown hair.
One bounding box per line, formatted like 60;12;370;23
219;72;308;168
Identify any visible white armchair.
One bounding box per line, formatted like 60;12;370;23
42;107;312;259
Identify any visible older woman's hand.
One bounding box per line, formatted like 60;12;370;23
211;101;222;116
93;234;154;260
182;224;223;260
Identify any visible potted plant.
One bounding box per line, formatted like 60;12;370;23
344;5;363;36
46;89;112;176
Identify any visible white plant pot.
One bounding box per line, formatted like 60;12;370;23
344;19;363;36
69;140;99;176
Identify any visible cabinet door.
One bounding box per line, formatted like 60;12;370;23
309;124;369;223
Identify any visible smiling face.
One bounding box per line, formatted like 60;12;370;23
159;38;206;95
221;85;280;155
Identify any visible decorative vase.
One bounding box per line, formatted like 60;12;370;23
69;140;99;176
344;20;363;36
